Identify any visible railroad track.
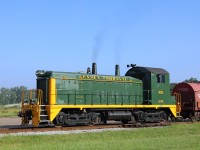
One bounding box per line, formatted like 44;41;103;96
0;124;123;135
0;121;176;135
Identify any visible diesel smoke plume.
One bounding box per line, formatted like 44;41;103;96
114;36;122;64
92;30;104;62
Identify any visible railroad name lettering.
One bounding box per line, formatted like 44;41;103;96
80;75;129;82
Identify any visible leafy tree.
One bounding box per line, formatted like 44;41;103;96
0;86;28;105
0;88;11;105
170;83;177;92
10;86;28;103
184;77;200;83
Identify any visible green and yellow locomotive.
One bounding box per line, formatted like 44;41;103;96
18;63;180;127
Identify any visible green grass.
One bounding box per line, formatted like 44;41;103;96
0;123;200;150
0;106;20;117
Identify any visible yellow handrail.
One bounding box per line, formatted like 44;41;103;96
38;89;43;105
174;92;181;114
21;89;43;105
21;88;25;106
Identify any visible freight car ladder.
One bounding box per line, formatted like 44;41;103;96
174;93;181;117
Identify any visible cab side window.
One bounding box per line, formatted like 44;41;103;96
157;74;165;83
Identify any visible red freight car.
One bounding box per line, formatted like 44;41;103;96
173;83;200;120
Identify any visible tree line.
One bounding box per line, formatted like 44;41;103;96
0;86;28;105
170;77;200;91
0;77;199;105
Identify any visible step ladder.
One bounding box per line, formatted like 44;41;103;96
39;105;51;125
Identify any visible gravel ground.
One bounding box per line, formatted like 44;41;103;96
0;117;21;128
0;117;21;127
0;128;132;137
0;117;133;137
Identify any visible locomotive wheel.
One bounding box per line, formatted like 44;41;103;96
171;116;176;122
129;116;136;123
161;112;168;121
55;112;65;125
90;116;101;125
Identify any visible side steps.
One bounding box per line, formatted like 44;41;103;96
39;105;51;125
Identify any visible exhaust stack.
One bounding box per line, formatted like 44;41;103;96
115;64;120;76
92;62;97;74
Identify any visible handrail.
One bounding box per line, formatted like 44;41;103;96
21;88;25;106
174;92;181;114
37;89;43;105
21;89;43;105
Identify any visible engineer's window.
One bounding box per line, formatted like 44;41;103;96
157;74;165;83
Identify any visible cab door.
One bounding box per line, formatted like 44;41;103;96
37;78;49;104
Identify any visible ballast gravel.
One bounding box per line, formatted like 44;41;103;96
0;128;133;137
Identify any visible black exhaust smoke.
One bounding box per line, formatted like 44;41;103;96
92;63;97;74
92;30;104;62
115;64;120;76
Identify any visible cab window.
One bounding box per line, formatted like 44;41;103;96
157;74;165;83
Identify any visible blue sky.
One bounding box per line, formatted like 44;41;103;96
0;1;200;88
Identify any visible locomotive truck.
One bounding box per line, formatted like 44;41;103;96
18;63;181;127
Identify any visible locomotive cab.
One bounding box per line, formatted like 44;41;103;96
125;65;175;106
